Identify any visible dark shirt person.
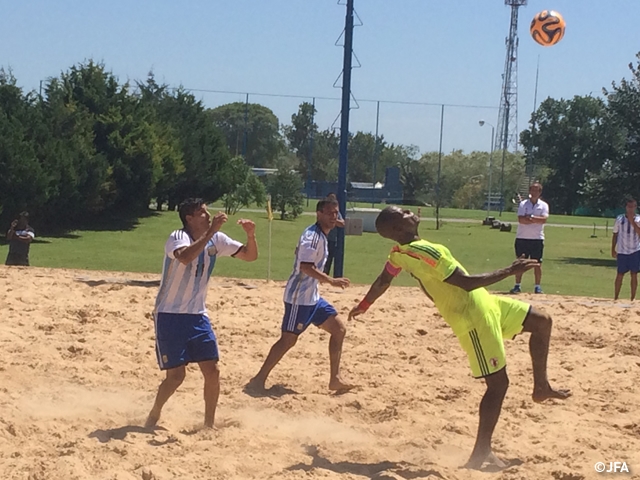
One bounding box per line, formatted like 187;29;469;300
5;212;35;266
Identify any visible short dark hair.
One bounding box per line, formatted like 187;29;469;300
624;196;637;206
375;206;397;232
178;198;204;228
316;197;339;212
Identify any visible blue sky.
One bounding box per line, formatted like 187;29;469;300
3;1;639;155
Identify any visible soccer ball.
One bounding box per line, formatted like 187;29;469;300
530;10;566;47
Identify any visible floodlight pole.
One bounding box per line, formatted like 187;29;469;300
334;0;354;279
435;104;444;230
371;100;380;208
242;93;249;158
306;97;316;206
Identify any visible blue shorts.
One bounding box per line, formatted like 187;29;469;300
282;298;337;335
154;313;219;370
617;251;640;274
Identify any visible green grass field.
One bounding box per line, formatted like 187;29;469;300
211;200;616;228
0;208;621;299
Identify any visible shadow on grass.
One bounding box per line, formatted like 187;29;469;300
557;257;617;268
3;209;164;240
286;445;446;479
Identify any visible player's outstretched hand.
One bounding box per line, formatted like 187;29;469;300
209;212;228;233
330;277;351;289
510;256;539;274
348;304;366;321
237;219;256;236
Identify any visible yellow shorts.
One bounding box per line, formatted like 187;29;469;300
457;296;531;378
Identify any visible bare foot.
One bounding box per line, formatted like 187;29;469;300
244;377;267;393
329;378;357;392
144;411;160;429
463;450;506;470
532;384;572;403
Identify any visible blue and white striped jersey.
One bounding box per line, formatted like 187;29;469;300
613;214;640;255
155;230;243;314
283;224;328;306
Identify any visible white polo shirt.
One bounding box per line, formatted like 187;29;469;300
516;198;549;240
613;214;640;255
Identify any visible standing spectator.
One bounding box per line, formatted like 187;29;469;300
611;196;640;301
5;212;35;266
510;183;549;294
322;193;345;276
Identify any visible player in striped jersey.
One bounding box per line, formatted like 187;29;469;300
247;198;354;393
145;198;258;429
349;206;570;470
611;196;640;300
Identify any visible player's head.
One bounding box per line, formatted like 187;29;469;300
375;206;420;243
316;197;339;231
17;211;29;229
178;198;210;229
529;182;543;201
624;196;637;215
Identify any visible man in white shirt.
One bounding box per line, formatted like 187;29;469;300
611;197;640;301
146;198;258;429
510;183;549;294
247;197;354;393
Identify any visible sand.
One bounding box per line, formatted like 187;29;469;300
1;265;639;480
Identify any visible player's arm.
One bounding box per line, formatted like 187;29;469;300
232;219;258;262
530;214;548;224
6;220;17;240
444;257;539;292
611;233;618;258
631;218;640;237
16;231;34;243
299;263;350;288
349;264;397;320
174;213;227;265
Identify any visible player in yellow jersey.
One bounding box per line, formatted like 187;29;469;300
349;206;570;470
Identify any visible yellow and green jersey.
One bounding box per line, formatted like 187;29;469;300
386;239;498;337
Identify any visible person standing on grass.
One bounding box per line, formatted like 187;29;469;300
510;182;549;294
5;212;35;266
246;197;354;393
323;193;345;276
146;198;258;429
611;196;640;301
349;206;570;470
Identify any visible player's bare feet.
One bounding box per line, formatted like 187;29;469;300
463;450;507;470
244;377;267;393
144;410;160;429
532;384;572;402
328;377;357;392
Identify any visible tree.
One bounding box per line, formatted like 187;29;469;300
267;166;304;220
209;102;283;167
221;157;267;215
0;70;49;227
520;95;613;214
284;101;317;158
598;52;640;207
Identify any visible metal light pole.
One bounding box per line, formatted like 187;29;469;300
479;120;495;217
334;0;354;278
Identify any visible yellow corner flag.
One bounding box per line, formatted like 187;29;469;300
266;195;273;221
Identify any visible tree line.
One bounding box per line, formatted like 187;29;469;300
2;54;639;231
